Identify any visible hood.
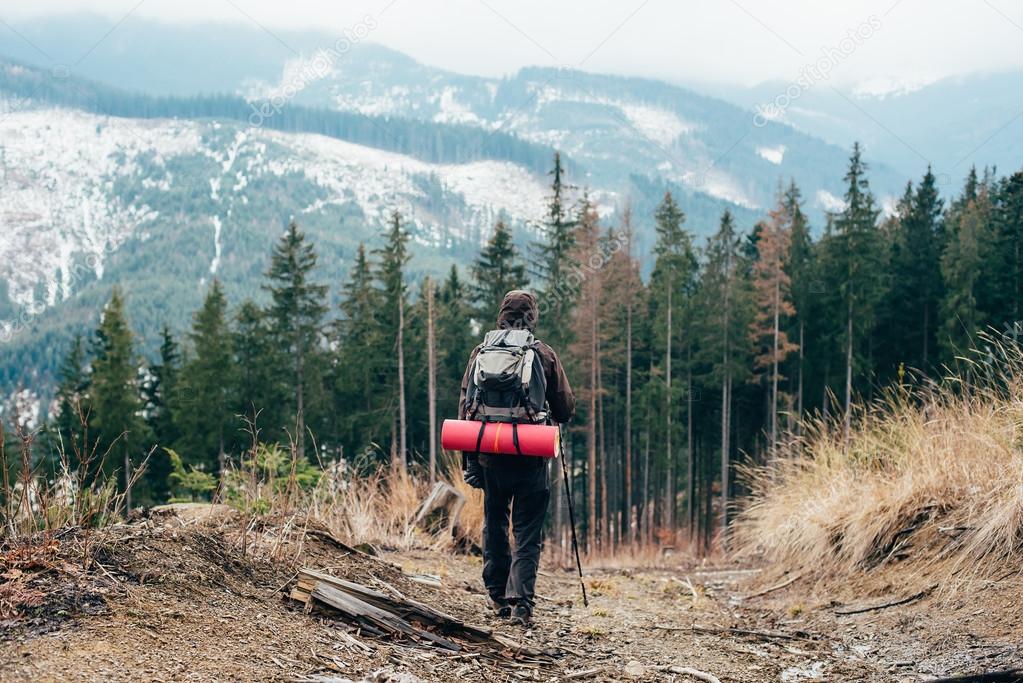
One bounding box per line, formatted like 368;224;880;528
496;290;539;331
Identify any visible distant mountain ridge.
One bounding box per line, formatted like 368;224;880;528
3;12;1010;399
700;70;1023;181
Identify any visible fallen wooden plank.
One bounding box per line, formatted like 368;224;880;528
300;568;492;640
834;584;936;615
310;582;463;652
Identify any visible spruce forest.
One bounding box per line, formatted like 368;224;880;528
36;145;1023;556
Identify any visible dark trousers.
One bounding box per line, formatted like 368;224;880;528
481;461;549;609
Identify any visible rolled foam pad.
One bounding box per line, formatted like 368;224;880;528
441;419;559;458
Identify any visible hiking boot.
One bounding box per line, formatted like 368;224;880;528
510;603;533;627
492;601;512;618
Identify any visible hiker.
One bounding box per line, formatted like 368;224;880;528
458;290;575;627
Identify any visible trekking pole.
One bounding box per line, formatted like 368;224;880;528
558;424;588;607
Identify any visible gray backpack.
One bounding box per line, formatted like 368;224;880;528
464;329;549;455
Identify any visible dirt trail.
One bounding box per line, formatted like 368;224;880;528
0;515;1018;682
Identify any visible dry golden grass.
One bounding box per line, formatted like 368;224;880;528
231;449;483;553
734;338;1023;587
443;452;484;544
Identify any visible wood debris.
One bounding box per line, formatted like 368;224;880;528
653;665;722;683
289;567;554;666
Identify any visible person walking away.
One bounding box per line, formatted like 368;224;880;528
458;290;575;627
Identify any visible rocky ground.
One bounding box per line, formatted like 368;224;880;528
0;507;1020;682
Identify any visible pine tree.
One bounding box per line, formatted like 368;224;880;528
601;208;644;544
648;192;697;533
988;172;1023;332
472;220;528;319
52;334;90;461
941;185;992;360
233;300;282;435
697;210;751;539
89;287;148;504
532;152;578;352
749;195;797;450
335;244;387;455
375;211;411;473
885;167;944;377
783;181;813;429
143;326;181;499
436;266;477;413
569;200;604;551
176;280;234;476
822;143;884;440
265;220;328;459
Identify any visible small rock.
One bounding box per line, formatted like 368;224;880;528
624;660;646;678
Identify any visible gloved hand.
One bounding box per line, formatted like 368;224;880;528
464;453;484;489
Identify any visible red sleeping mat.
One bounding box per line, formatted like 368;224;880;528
441;419;560;458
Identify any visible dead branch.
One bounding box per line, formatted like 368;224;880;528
560;666;607;680
654;665;723;683
834;584;936;615
690;625;815;642
743;572;802;599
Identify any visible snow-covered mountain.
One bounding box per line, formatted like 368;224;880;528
0;107;548;314
0;14;926;393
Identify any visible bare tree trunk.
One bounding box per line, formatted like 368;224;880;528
597;333;608;551
427;282;437;483
686;342;695;539
665;284;674;531
296;340;305;459
796;320;804;436
770;275;781;450
396;291;407;474
643;416;651;546
922;301;929;369
844;294;853;447
625;300;633;546
218;427;226;483
720;253;732;546
124;449;132;511
587;295;598;553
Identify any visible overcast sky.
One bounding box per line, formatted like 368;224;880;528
7;0;1023;86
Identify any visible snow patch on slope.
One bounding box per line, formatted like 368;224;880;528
209;215;223;275
757;145;786;165
617;102;691;146
0;108;197;307
816;189;846;212
852;76;935;100
432;87;482;125
0;103;557;327
514;85;693;146
272;130;546;225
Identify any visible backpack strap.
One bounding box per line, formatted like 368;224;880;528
520;346;535;391
511;421;524;457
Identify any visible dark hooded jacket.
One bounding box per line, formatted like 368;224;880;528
458;290;575;424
